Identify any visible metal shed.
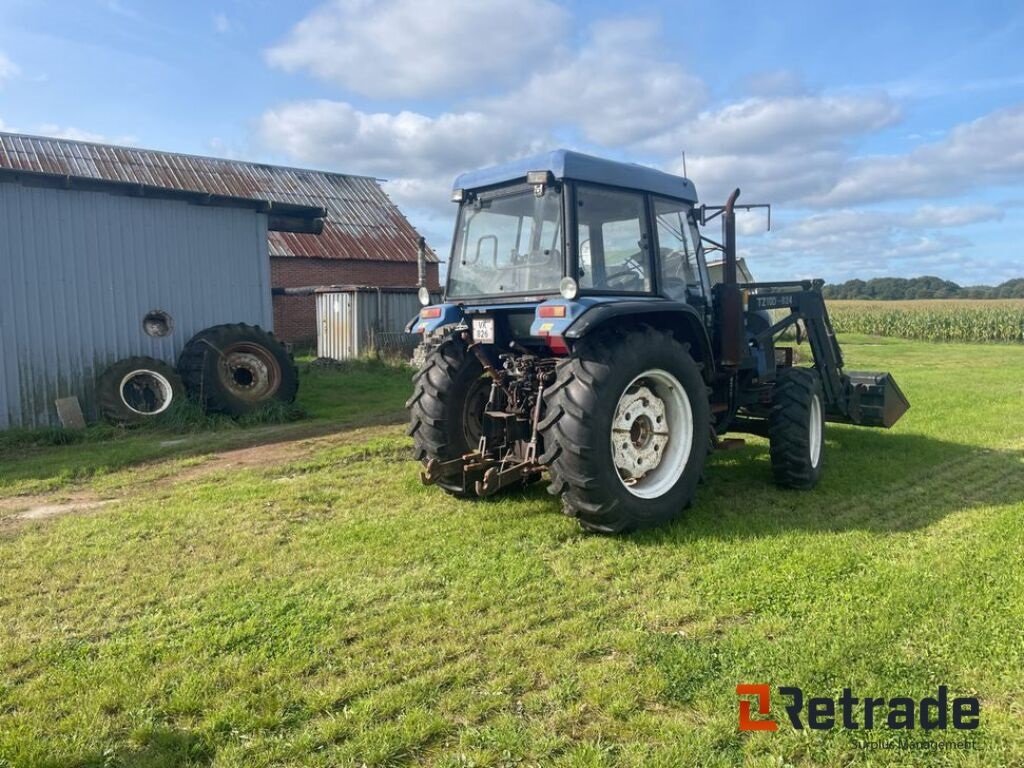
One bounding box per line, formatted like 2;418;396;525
316;286;441;360
0;168;324;429
0;132;440;345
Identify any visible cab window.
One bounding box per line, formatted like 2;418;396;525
576;185;652;292
653;196;704;301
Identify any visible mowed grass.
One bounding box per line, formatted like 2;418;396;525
1;336;1023;767
0;359;413;496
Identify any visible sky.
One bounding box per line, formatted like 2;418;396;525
0;0;1022;285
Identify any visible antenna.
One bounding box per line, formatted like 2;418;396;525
681;150;688;177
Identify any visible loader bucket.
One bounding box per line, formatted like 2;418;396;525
840;371;910;428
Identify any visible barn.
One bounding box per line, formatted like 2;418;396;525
0;140;331;429
0;133;440;346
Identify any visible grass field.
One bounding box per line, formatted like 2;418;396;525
829;299;1024;343
0;359;413;497
1;336;1023;767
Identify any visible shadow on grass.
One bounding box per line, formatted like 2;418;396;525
639;428;1024;541
49;727;214;768
446;429;1024;539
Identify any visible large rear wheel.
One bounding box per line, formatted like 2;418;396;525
540;327;711;533
406;337;489;498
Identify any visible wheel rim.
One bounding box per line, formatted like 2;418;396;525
462;376;490;447
219;343;282;402
809;392;823;467
119;370;174;416
611;368;693;499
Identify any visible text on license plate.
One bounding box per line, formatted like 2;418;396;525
472;318;495;344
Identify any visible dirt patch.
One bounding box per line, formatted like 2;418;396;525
0;417;408;532
165;419;407;486
14;500;113;522
0;492;115;531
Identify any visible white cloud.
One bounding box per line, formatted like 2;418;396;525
903;204;1004;228
486;19;706;146
677;94;899;156
657;93;900;204
821;105;1024;205
258;18;706;213
258;8;1020;283
259;100;544;180
266;0;569;98
0;52;20;86
212;12;230;34
35;124;137;145
684;148;847;206
740;204;1007;283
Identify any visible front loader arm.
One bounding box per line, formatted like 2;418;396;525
744;281;909;428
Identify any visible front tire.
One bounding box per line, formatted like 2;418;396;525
769;367;825;489
406;337;489;498
540;327;711;533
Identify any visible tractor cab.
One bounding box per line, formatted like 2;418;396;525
414;150;714;351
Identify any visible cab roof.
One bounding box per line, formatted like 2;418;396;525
452;149;698;203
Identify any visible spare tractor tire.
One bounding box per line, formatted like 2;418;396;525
177;324;298;416
97;356;185;425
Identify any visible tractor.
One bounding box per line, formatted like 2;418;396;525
406;150;909;533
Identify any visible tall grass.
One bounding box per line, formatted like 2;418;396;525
828;299;1024;343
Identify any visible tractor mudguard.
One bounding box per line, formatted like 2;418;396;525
406;303;464;334
561;300;715;376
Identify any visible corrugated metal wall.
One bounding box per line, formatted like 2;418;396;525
316;288;440;360
0;180;272;429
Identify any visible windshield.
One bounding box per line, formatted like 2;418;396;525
447;186;564;298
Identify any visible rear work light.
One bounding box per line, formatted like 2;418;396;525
538;305;567;318
420;307;443;319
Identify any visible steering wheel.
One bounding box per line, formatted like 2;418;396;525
605;268;644;291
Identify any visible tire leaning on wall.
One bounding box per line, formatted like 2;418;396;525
177;324;298;417
97;356;186;426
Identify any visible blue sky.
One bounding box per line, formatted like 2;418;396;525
1;0;1022;284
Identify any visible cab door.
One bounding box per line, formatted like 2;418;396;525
652;196;710;321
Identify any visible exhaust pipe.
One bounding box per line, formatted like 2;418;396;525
417;236;427;288
717;188;745;366
723;188;740;285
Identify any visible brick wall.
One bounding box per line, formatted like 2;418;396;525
271;257;441;344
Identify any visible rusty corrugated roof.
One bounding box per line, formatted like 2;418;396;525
0;131;436;263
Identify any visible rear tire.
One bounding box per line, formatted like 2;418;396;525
769;367;824;489
406;337;489;498
177;324;298;417
540;327;711;533
97;356;184;426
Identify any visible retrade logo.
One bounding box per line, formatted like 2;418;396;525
737;684;980;732
736;684;778;731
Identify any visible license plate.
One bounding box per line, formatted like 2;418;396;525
472;317;495;344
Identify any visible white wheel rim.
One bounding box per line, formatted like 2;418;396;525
119;369;174;416
611;368;693;499
809;393;823;467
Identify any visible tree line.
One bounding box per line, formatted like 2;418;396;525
821;276;1024;300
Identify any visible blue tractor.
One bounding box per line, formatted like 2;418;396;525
407;150;909;533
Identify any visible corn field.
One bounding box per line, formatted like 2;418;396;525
828;299;1024;343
